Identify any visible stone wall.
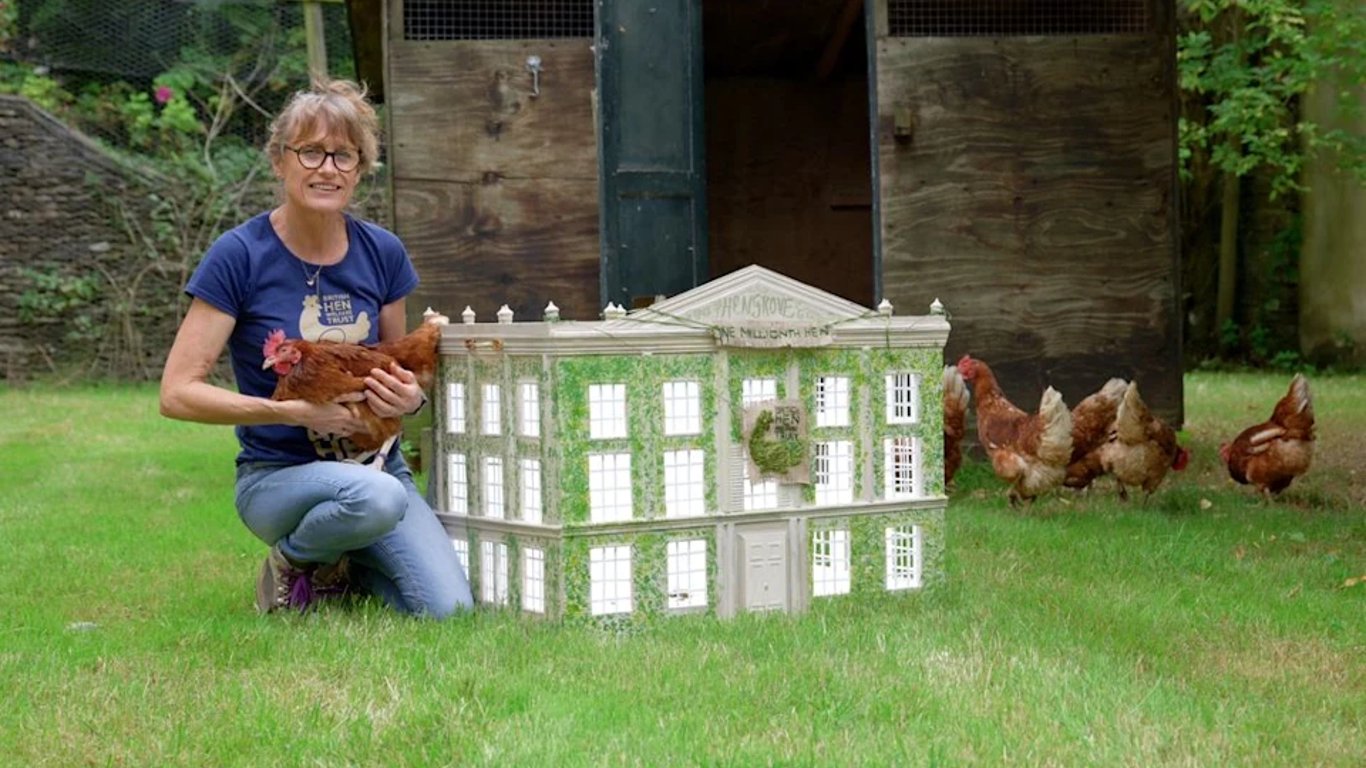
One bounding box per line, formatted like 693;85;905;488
0;95;393;382
0;95;171;380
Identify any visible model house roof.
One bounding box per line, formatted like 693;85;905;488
440;265;951;355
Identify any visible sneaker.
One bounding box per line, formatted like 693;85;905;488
255;544;315;614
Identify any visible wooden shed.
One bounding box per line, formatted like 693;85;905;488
348;0;1182;423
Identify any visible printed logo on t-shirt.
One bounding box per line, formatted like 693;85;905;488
298;293;372;343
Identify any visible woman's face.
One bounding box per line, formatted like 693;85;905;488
274;126;360;216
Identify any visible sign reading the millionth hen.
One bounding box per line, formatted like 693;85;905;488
711;321;834;348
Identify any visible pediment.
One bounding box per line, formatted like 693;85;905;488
634;265;871;325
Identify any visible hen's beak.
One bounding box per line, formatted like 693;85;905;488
262;355;277;370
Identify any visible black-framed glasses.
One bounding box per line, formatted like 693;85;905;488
284;145;361;172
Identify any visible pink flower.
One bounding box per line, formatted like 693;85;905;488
154;85;174;105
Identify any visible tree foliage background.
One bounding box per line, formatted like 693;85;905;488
1177;0;1364;368
0;0;386;380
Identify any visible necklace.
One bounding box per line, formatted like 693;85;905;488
299;259;324;288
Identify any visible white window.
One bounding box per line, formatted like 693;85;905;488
814;440;854;505
742;377;778;406
663;449;706;518
742;459;779;511
450;538;470;580
520;458;543;524
522;546;546;613
885;526;923;590
884;436;923;499
481;383;501;435
446;453;468;515
483;457;504;518
518;381;540;437
812;528;851;597
588;383;628;439
589;545;633;615
588;453;632;522
886;372;921;424
446;382;465;434
815;376;850;428
666;539;708;610
663;381;701;435
480;539;509;606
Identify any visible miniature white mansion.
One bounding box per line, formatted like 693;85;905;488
434;266;950;620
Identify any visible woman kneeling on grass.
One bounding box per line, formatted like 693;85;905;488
159;78;472;618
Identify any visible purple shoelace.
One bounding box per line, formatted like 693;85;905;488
285;568;315;611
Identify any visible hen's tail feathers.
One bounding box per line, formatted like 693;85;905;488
942;365;970;413
1114;381;1153;444
406;322;444;350
1098;377;1128;403
1290;372;1311;408
1037;386;1074;466
1268;373;1315;438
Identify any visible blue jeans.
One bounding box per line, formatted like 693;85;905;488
235;452;472;618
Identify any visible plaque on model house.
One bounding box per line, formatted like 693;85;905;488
433;265;951;620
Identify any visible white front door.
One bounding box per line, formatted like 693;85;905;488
737;524;788;613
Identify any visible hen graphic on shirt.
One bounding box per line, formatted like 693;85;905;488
298;293;372;343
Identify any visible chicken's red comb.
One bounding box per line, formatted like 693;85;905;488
262;328;286;356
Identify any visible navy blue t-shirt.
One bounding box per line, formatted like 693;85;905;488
186;211;419;466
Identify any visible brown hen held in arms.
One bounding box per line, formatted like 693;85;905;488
262;315;446;453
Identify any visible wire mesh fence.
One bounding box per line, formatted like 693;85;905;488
887;0;1150;37
6;0;357;151
403;0;594;40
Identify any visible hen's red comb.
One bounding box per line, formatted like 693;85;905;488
262;328;286;357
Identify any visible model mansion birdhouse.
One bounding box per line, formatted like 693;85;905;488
433;266;950;620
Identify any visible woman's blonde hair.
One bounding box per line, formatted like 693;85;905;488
267;78;381;175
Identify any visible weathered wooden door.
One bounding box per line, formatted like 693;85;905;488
869;0;1182;423
385;1;601;321
596;0;707;309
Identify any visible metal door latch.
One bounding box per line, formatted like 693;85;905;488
526;55;543;97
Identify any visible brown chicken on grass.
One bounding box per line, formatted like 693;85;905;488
1219;374;1315;497
1064;377;1128;491
1099;381;1189;501
957;355;1073;506
262;312;447;453
942;364;971;486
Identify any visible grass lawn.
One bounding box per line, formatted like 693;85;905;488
1;372;1362;766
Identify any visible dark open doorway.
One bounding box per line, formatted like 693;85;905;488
702;0;875;306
